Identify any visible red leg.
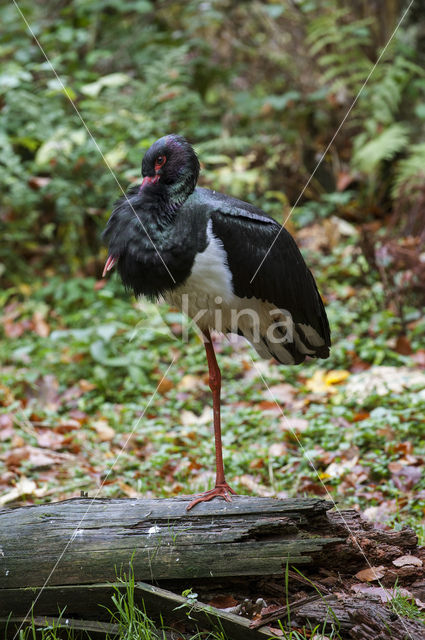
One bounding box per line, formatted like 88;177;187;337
186;329;237;510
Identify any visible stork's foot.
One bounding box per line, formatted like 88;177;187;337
186;482;237;511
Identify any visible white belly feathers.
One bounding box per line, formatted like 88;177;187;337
164;219;235;328
163;220;324;365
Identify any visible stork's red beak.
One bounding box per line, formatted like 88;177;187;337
139;174;160;191
102;255;117;277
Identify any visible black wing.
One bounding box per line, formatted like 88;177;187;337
207;195;330;362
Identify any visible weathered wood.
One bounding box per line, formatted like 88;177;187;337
0;581;278;639
0;496;342;589
291;594;425;640
1;497;423;638
252;593;425;639
1;617;120;639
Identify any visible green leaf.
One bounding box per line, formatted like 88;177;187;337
80;73;132;97
352;124;409;173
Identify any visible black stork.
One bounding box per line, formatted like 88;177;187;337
102;134;331;510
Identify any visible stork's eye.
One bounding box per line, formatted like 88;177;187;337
154;155;166;171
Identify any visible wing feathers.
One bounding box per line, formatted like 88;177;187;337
209;206;330;362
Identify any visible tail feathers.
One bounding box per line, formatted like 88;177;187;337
242;321;329;366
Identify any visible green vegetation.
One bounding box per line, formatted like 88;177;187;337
2;1;425;280
389;582;425;624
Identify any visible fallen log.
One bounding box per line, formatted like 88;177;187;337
290;593;425;640
0;581;277;640
0;496;341;590
1;496;423;638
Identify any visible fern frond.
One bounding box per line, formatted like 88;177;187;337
352;123;409;173
392;143;425;200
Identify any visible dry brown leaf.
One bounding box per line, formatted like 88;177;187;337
117;481;140;498
394;335;413;355
177;374;200;391
0;477;47;505
257;400;280;412
351;583;424;609
28;176;51;189
279;416;309;433
32;310;50;337
79;379;96;392
0;383;14;406
266;383;296;405
268;442;287;457
337;170;356;192
92;419;115;442
412;349;425;367
157;377;174;394
352;411;370;422
180;407;211;427
355;565;386;582
238;475;274;496
267;628;284;637
36;430;65;450
0;414;14;440
392;555;423;568
208;595;238;609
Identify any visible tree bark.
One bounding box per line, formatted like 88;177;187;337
0;496;342;591
1;496;423;638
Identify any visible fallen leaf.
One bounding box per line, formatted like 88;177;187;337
4;447;30;467
266;628;284;637
351;583;424;608
238;475;274;496
305;370;329;393
208;595;238;609
157;377;174;394
92;419;115;441
411;349;425;367
0;383;14;406
117;481;140;498
177;375;201;391
394;335;412;355
249;458;265;469
266;383;296;405
257;400;281;413
305;369;349;393
325;370;350;385
180;407;211;427
325;456;359;479
0;414;14;440
279;416;309;433
298;477;328;495
393;555;423;568
391;465;422;491
268;442;287;457
32;310;50;337
352;411;370;422
79;379;96;392
337;170;356;192
28;176;51;189
36;430;65;449
355;566;386;582
0;477;47;505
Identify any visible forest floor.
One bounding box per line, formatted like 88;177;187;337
1;227;425;637
1;227;424;537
